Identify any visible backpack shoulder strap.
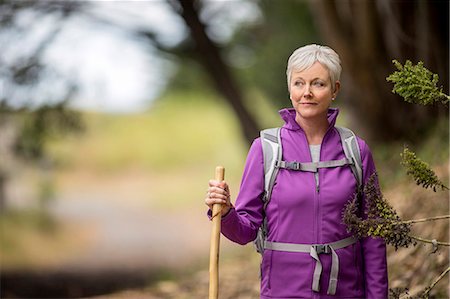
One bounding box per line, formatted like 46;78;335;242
255;127;282;254
335;126;363;188
260;127;282;204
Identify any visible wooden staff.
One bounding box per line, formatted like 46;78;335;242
209;166;225;299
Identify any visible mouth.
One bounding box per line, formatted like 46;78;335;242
299;102;318;105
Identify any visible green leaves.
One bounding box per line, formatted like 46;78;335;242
401;147;448;191
386;60;449;105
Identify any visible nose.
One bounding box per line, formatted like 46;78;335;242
303;84;312;97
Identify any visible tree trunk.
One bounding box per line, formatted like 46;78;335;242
173;0;260;145
309;0;448;143
0;173;5;213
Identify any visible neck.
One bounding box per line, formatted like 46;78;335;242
296;114;329;145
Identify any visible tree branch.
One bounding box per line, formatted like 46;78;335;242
173;0;260;144
400;215;450;225
421;266;450;298
410;235;450;246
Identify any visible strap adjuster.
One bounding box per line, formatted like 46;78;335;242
287;161;300;170
313;244;331;254
275;160;302;170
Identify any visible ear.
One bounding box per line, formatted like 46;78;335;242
333;80;341;98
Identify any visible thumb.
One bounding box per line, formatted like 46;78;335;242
219;180;228;189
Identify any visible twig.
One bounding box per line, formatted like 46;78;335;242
400;215;450;225
410;235;450;246
421;266;450;298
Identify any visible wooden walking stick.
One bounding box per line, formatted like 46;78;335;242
209;166;225;299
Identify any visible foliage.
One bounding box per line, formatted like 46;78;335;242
164;0;320;109
342;173;414;250
386;60;450;106
389;287;410;299
229;0;320;108
8;102;84;160
47;91;249;210
344;59;449;298
400;147;448;192
0;1;85;213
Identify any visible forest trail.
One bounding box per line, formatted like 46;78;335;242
2;170;243;298
48;191;213;271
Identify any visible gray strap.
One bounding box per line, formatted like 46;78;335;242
261;128;282;201
336;127;363;188
256;128;282;255
310;246;322;292
309;245;339;294
264;241;311;252
276;158;352;172
327;247;339;295
264;236;357;294
264;236;357;253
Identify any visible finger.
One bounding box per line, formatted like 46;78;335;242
205;197;227;210
205;196;226;205
223;184;230;194
208;179;222;187
219;181;231;193
209;186;228;195
219;180;227;188
208;191;228;201
207;188;229;202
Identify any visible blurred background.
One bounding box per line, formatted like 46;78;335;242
0;0;448;298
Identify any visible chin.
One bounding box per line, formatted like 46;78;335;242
296;108;327;120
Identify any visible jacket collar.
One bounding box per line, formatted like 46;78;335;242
279;107;340;131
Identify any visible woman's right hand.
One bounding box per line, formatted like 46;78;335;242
205;180;232;216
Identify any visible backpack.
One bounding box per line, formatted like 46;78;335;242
254;126;363;254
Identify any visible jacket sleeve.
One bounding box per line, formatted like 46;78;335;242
216;138;265;245
358;139;389;299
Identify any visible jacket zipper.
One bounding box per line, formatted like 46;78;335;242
315;125;336;193
315;174;320;193
301;132;319;246
315;127;334;246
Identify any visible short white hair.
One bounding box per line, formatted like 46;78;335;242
286;44;342;91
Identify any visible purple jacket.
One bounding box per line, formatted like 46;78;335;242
219;108;388;298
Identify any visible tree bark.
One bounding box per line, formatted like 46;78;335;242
172;0;260;145
0;173;5;213
309;0;448;143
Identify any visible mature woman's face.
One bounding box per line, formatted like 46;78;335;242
289;61;339;121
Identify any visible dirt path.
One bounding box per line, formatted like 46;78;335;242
3;170;240;298
49;193;212;271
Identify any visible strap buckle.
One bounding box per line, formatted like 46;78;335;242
313;244;331;254
274;160;283;168
287;161;300;170
275;160;300;170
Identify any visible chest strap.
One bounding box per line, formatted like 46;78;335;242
275;158;353;173
264;236;357;295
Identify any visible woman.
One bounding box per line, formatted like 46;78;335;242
205;44;388;298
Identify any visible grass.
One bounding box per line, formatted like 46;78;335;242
45;91;255;210
48;91;248;173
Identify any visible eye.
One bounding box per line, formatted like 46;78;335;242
313;81;325;87
294;81;304;87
